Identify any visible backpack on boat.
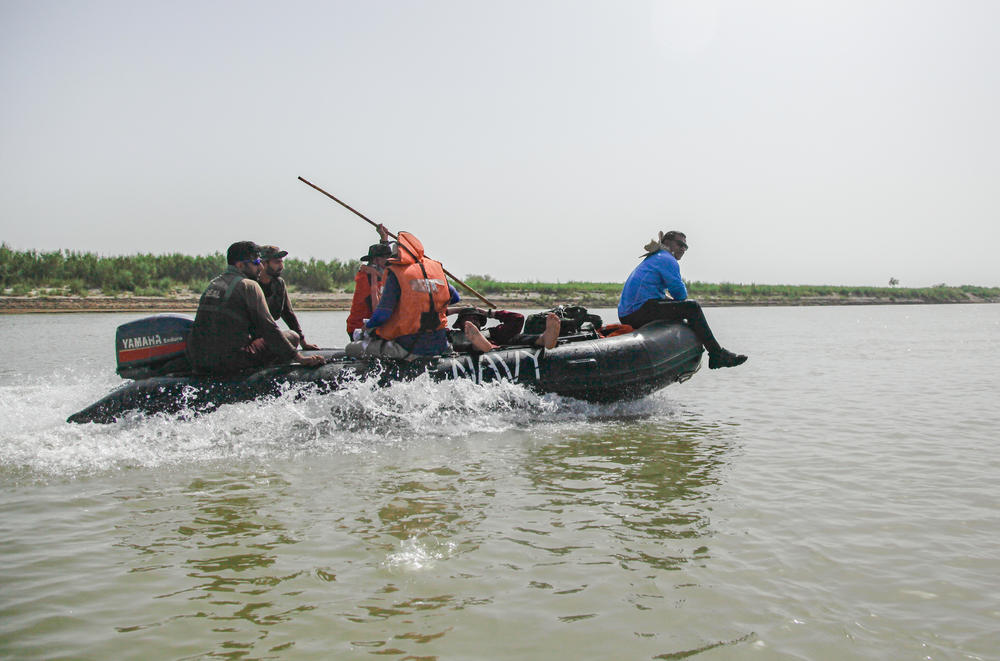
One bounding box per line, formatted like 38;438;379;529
523;305;603;337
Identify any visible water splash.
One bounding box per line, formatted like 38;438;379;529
1;370;679;477
383;535;458;572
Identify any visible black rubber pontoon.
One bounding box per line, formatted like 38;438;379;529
68;320;702;424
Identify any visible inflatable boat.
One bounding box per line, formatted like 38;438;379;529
67;314;702;424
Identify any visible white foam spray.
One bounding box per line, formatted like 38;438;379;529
1;369;675;477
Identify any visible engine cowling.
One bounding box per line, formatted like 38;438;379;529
115;314;193;379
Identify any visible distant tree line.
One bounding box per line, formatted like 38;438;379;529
0;243;360;296
461;275;1000;304
4;245;998;303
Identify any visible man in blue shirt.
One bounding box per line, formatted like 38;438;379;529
618;231;747;369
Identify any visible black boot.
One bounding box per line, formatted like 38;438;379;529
708;348;747;369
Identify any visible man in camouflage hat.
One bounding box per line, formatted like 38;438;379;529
188;241;325;374
257;244;319;351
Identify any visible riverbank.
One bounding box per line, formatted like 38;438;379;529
5;246;998;312
3;289;998;313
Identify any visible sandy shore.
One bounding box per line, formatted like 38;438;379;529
3;291;996;313
1;292;351;314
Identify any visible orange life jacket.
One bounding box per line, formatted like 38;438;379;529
376;232;451;341
598;323;635;338
346;266;384;336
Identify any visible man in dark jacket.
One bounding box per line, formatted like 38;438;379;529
257;245;319;350
187;241;325;374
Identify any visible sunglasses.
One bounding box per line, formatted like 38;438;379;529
243;257;262;265
673;240;688;250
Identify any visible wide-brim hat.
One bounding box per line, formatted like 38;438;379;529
451;307;488;330
259;245;288;260
360;243;393;262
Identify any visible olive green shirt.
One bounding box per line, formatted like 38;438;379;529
188;266;296;373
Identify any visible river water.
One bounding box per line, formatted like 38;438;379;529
1;305;997;660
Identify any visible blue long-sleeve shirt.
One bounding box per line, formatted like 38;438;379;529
366;271;460;354
617;250;687;319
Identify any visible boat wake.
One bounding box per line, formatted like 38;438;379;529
1;369;677;477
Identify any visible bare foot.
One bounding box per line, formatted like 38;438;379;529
464;321;497;352
537;313;560;350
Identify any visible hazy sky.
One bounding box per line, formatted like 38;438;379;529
2;0;998;287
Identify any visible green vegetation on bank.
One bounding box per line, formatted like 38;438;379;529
0;244;359;296
685;281;1000;303
462;276;1000;305
2;245;997;304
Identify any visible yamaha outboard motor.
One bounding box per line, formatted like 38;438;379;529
115;314;194;379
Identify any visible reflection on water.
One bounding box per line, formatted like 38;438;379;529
99;416;740;658
112;472;314;654
375;467;470;542
337;462;496;640
324;417;741;658
523;419;731;571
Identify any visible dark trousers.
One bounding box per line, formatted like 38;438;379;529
193;344;280;375
620;299;722;353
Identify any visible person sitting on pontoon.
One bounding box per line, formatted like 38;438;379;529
618;230;746;369
449;307;561;353
345;232;459;360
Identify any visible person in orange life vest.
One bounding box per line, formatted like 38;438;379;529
345;231;460;360
346;224;392;341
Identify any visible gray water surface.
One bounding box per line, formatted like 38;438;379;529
1;305;998;659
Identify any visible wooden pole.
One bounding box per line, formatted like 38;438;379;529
298;176;497;309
